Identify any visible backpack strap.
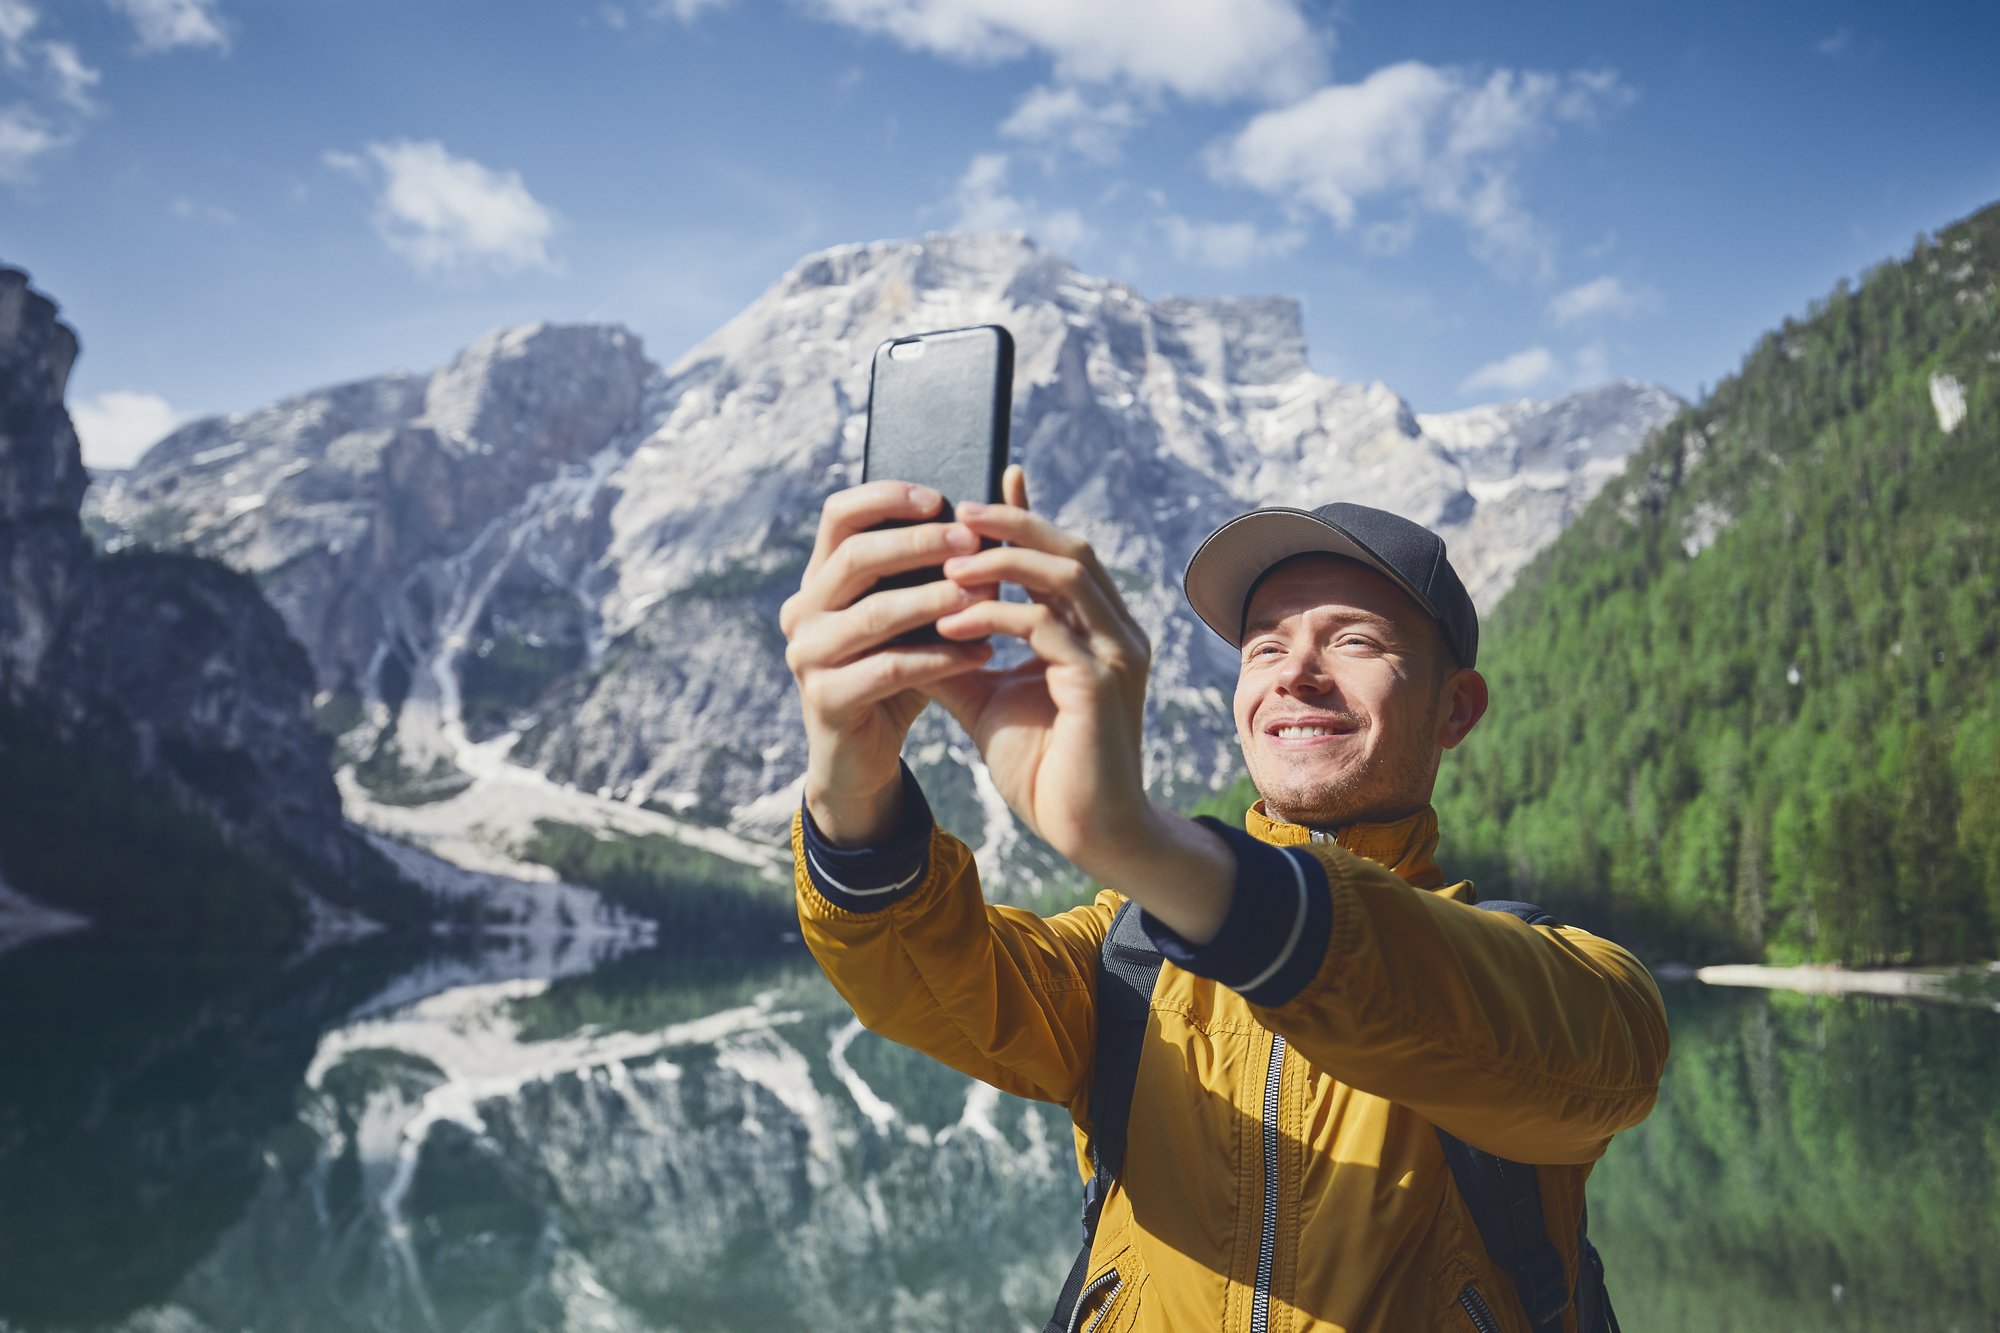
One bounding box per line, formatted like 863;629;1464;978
1434;896;1592;1333
1045;900;1164;1333
1434;1127;1572;1333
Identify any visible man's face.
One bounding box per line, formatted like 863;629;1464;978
1231;554;1486;827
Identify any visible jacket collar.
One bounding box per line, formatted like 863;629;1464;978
1243;801;1464;897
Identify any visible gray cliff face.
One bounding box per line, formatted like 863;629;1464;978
101;325;653;707
0;268;93;702
0;266;422;937
86;235;1683;893
50;552;360;889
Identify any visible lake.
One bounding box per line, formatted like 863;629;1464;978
0;934;1994;1332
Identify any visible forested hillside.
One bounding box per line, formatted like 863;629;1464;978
1432;203;2000;963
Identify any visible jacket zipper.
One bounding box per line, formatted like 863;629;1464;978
1251;1034;1286;1333
1458;1283;1502;1333
1068;1270;1122;1333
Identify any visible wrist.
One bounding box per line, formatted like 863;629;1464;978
804;764;905;848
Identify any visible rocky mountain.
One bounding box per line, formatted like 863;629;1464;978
0;266;642;948
0;267;405;943
87;234;1681;894
0;268;93;702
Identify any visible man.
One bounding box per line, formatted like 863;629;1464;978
780;466;1669;1332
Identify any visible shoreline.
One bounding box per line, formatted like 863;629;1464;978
1693;960;2000;1011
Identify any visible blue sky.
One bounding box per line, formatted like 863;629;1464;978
4;0;1997;467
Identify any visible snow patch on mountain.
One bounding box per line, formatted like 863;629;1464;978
84;234;1682;899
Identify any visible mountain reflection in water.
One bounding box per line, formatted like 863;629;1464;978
0;940;1993;1333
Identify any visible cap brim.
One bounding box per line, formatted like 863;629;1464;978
1183;508;1439;648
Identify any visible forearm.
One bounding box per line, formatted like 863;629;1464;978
1079;804;1236;946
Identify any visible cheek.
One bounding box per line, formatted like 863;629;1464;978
1231;678;1258;738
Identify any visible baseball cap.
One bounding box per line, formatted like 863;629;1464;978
1183;503;1479;668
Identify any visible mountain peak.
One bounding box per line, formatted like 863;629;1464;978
83;237;1682;896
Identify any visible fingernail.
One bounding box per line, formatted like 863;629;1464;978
957;500;986;517
944;525;979;552
942;556;969;577
909;485;940;511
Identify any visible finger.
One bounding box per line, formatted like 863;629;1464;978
805;640;993;722
810;520;981;613
1002;463;1029;510
942;544;1106;607
921;661;1013;731
954;500;1121;604
935;597;1093;669
788;520;964;634
788;578;999;671
958;492;1149;645
943;544;1131;639
808;482;947;577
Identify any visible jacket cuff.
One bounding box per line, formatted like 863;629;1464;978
1139;817;1334;1008
798;762;935;913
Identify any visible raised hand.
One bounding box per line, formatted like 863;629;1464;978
919;468;1164;889
780;481;998;846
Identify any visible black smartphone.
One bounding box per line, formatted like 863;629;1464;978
860;324;1014;641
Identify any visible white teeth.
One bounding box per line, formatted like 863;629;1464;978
1276;725;1339;739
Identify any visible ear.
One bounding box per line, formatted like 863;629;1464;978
1437;668;1488;750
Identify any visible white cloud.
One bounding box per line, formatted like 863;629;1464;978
1212;61;1629;276
329;139;561;277
1000;84;1137;162
801;0;1324;101
1546;275;1655;327
0;5;96;179
170;194;236;225
71;391;184;469
0;103;63;183
952;151;1090;255
1459;345;1558;396
1816;28;1852;58
1161;215;1304;269
108;0;229;53
0;0;36;63
44;41;99;112
1573;340;1610;386
651;0;728;21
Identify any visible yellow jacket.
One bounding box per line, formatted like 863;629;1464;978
792;791;1669;1333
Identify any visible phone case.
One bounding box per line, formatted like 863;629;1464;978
861;324;1013;509
858;326;1013;641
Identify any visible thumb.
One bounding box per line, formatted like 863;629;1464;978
1002;463;1030;510
921;671;990;734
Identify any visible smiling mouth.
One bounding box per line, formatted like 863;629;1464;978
1266;720;1358;740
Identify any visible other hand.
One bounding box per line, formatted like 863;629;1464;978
921;468;1160;885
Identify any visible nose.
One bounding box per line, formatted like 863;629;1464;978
1273;647;1333;700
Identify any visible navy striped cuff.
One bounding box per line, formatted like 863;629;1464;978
1140;818;1334;1008
799;762;935;912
